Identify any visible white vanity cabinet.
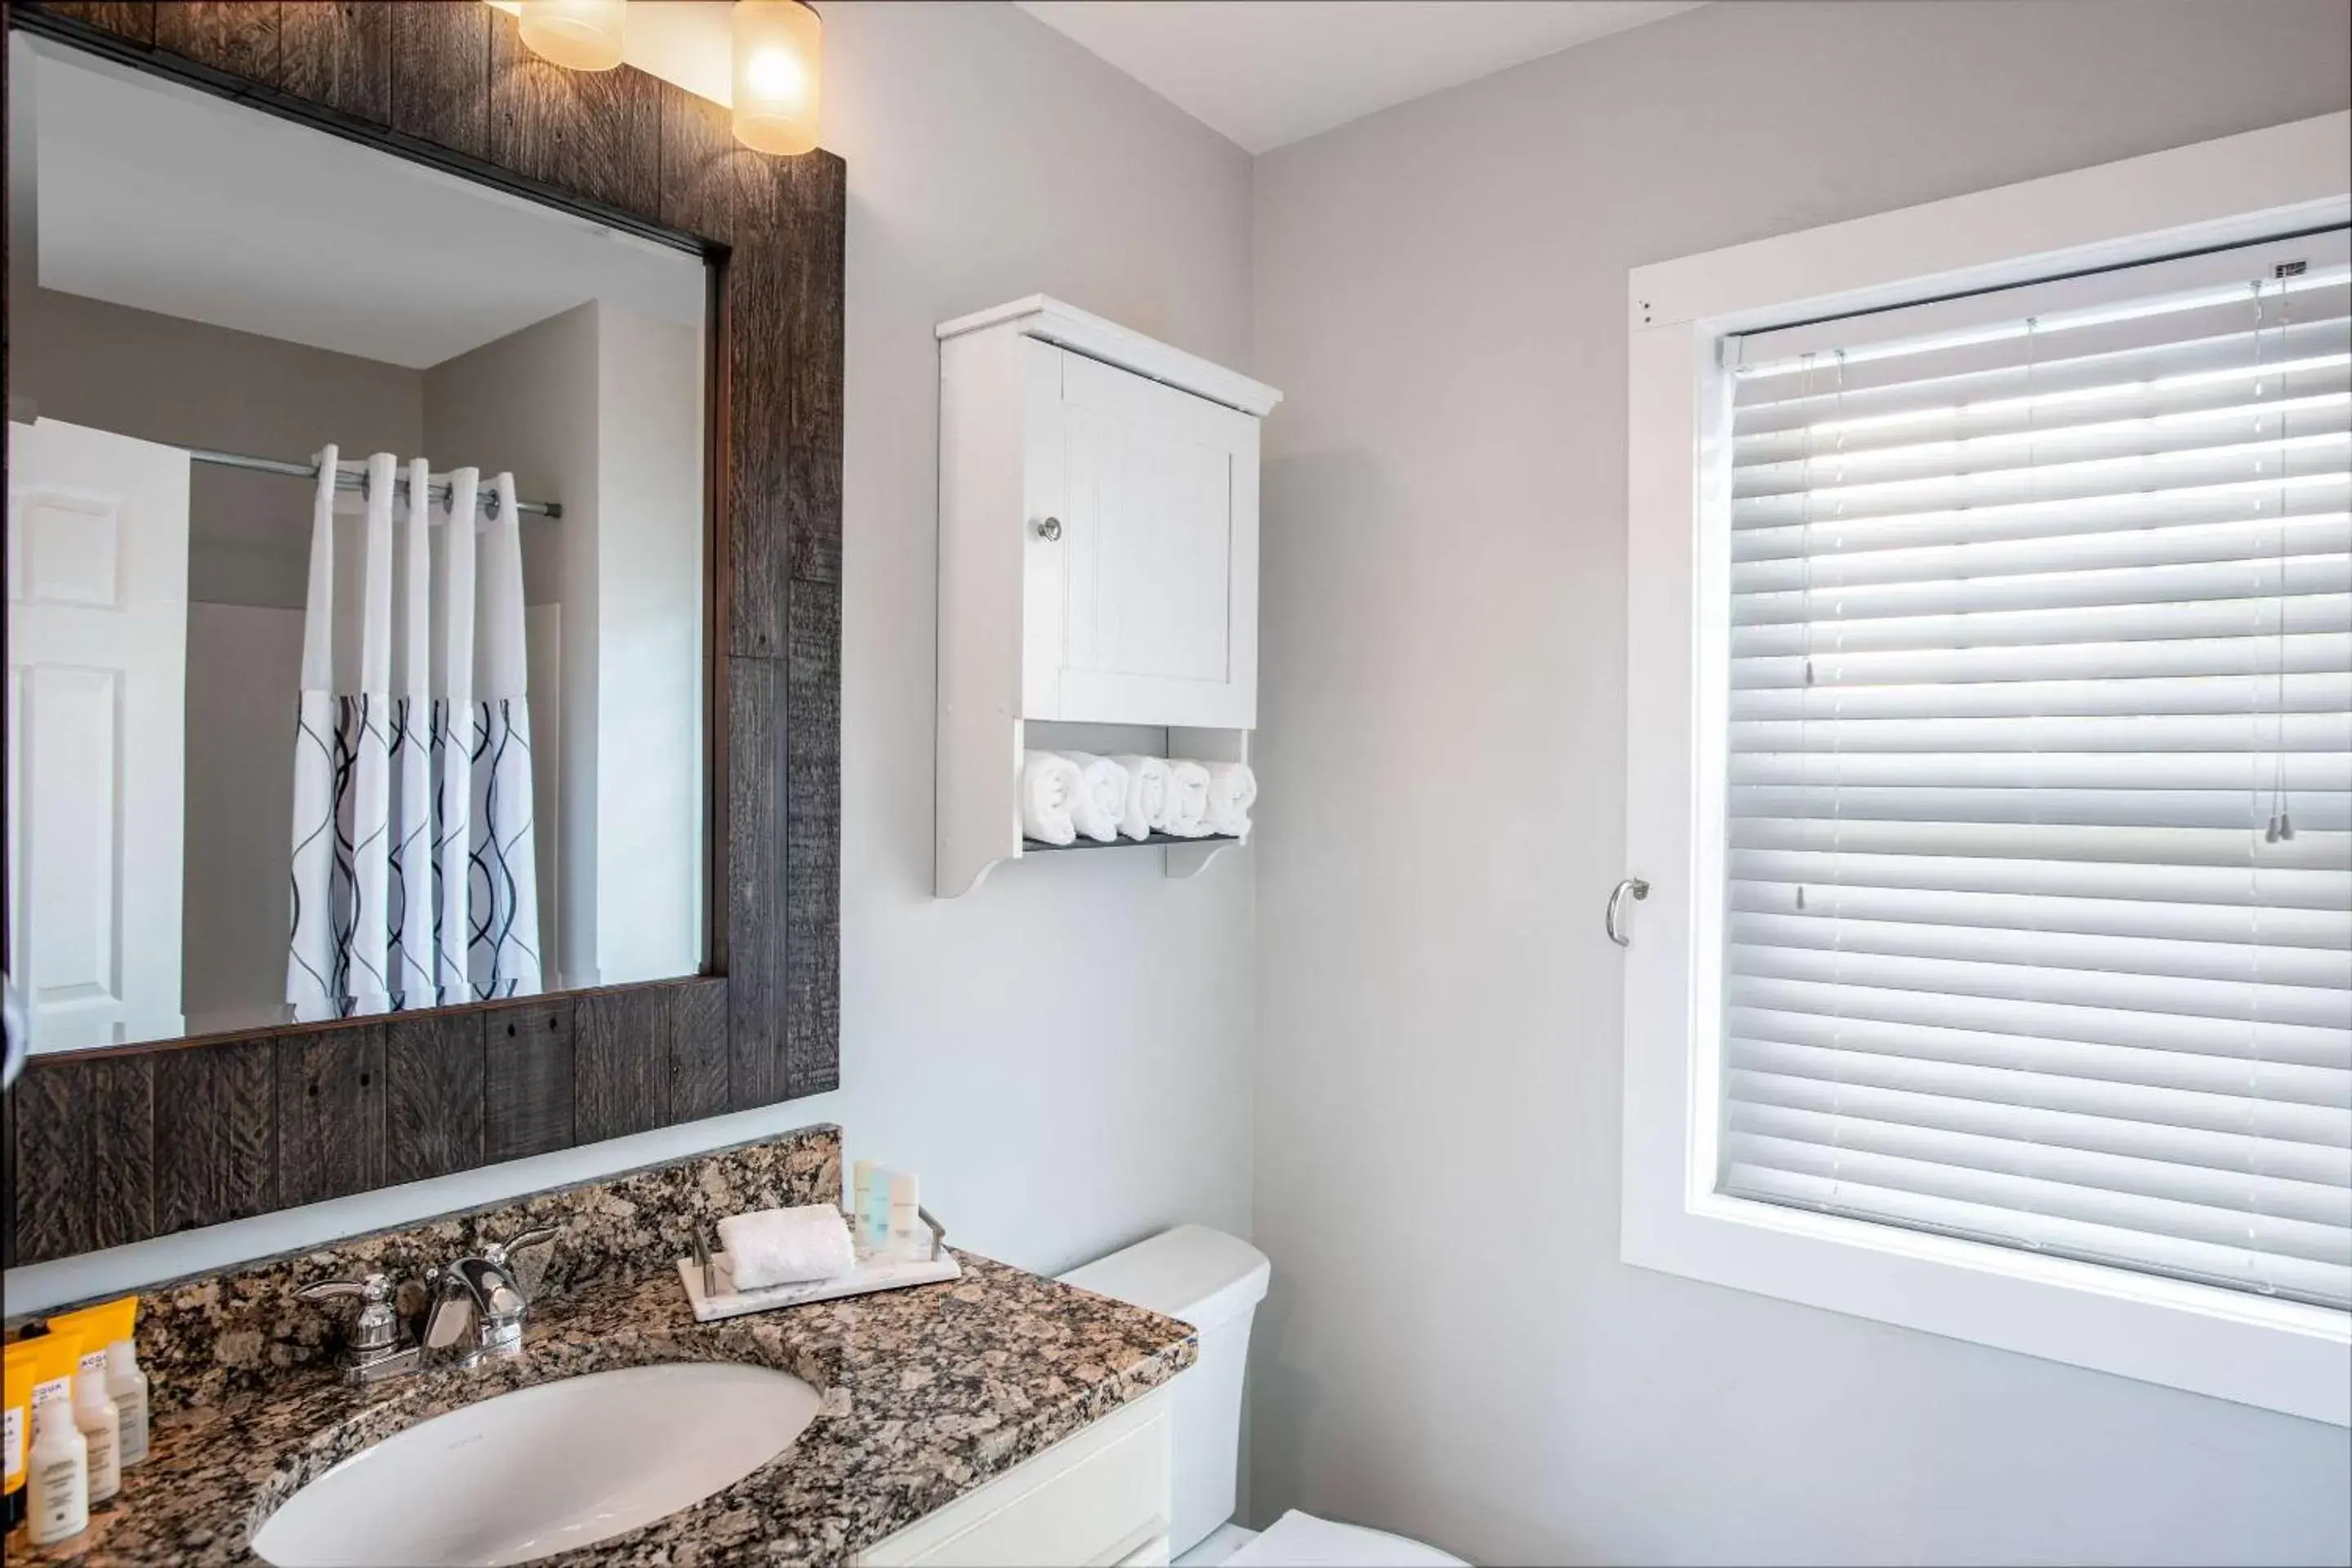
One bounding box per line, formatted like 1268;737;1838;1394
853;1384;1175;1566
935;296;1281;897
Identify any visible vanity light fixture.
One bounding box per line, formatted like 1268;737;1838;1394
732;0;823;157
518;0;627;72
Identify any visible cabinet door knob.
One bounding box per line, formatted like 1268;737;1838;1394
1035;516;1062;541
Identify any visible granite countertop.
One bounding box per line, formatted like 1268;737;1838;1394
14;1251;1196;1566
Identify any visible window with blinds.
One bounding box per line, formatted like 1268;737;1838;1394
1718;229;2352;1311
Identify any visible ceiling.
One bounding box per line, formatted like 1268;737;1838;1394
16;36;703;370
1015;0;1705;154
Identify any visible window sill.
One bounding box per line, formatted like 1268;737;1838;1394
1622;1175;2350;1426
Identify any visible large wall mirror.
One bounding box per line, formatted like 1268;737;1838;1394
2;0;844;1268
10;32;710;1049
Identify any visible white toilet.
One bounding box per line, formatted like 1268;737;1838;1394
1061;1226;1465;1568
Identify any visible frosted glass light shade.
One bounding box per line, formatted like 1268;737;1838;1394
733;0;822;156
519;0;627;72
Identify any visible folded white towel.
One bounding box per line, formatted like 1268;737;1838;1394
1020;750;1083;845
1111;755;1174;840
717;1204;856;1290
1202;760;1257;838
1163;760;1213;838
1056;751;1128;843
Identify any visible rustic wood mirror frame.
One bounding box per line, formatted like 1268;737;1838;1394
0;0;842;1267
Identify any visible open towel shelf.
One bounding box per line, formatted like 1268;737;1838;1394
1022;832;1243;853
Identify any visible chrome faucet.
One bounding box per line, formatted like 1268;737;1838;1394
301;1227;559;1383
423;1226;558;1365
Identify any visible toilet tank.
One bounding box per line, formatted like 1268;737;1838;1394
1059;1225;1271;1558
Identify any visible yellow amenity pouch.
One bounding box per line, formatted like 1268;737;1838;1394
2;1338;37;1501
44;1299;134;1354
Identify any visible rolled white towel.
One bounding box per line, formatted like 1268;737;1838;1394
1163;760;1213;838
1056;751;1128;843
1020;750;1083;845
1202;760;1257;838
1111;755;1174;840
718;1204;855;1290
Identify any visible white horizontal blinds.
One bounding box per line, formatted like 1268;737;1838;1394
1719;230;2352;1310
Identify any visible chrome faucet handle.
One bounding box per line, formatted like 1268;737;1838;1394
296;1272;391;1303
297;1273;400;1350
483;1225;559;1276
297;1273;417;1381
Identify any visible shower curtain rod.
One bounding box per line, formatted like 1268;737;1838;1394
187;446;564;519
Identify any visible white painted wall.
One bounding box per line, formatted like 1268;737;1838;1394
9;0;1254;1310
591;303;706;985
1247;3;2352;1566
422;298;705;992
425;304;600;991
739;0;1253;1280
181;604;302;1038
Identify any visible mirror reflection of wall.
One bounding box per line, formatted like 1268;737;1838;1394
5;34;709;1050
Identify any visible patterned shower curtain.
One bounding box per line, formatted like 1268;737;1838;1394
286;447;542;1021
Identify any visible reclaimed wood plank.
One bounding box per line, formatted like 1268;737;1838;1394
786;581;841;1097
33;2;154;44
483;996;574;1163
274;1026;385;1207
279;0;393;124
778;152;845;587
388;0;490;161
724;151;845;655
11;1057;155;1262
656;77;739;245
728;655;788;1108
576;987;670;1143
385;1012;485;1185
154;0;278;83
154;1040;276;1234
724;253;791;653
486;7;659;219
669;976;731;1125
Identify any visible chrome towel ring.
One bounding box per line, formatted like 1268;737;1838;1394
1606;877;1650;947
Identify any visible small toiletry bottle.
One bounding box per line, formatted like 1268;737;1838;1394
887;1173;922;1260
852;1158;878;1237
52;1299;148;1469
4;1339;39;1535
64;1325;119;1504
104;1303;149;1471
863;1165;895;1249
24;1334;89;1546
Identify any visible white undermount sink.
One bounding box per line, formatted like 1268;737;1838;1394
250;1361;822;1567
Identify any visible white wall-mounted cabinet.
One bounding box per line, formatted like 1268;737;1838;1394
937;297;1280;898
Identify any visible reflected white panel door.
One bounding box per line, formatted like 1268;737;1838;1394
6;417;189;1050
1030;345;1258;728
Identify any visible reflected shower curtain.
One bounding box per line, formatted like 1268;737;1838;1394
287;447;542;1020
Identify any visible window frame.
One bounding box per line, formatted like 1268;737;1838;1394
1619;109;2352;1427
